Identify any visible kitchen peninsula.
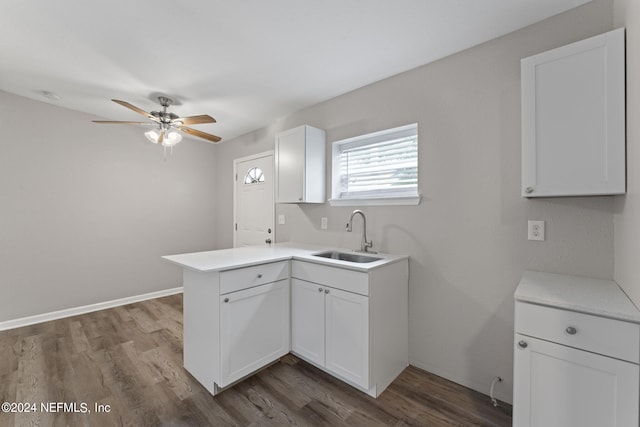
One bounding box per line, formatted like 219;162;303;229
163;242;409;398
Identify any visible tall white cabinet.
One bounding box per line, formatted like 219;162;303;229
521;28;625;197
513;271;640;427
275;125;326;203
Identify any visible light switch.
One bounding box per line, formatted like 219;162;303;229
528;220;545;241
321;217;328;230
278;214;286;225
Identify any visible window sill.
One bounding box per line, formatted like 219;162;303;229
328;195;421;207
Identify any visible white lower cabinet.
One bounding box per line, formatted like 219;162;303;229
291;279;326;366
182;256;408;398
325;286;369;388
514;333;638;427
291;260;407;397
514;299;640;427
220;280;290;388
182;261;290;395
292;278;369;389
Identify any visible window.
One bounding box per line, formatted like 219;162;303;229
330;123;419;206
244;167;265;184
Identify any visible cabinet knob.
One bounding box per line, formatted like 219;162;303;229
318;287;323;293
525;186;534;194
265;238;272;244
518;340;528;349
224;298;229;303
565;326;577;335
298;197;303;201
324;289;330;294
257;273;263;279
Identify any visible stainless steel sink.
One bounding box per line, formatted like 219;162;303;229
312;251;382;263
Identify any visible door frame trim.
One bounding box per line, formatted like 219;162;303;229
233;150;275;248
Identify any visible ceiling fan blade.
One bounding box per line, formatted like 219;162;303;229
178;126;222;143
111;99;160;122
172;115;216;125
158;130;165;144
92;120;152;124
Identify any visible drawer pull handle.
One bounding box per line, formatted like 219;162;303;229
518;340;528;349
566;326;577;335
257;274;263;279
224;298;229;303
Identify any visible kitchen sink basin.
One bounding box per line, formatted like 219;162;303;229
312;251;381;263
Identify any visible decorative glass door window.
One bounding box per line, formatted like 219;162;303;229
244;167;265;184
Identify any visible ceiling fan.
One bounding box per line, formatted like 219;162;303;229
93;96;221;147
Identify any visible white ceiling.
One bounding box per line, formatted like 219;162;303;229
0;0;590;143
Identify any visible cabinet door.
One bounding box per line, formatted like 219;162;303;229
521;28;625;197
325;287;369;389
276;126;305;203
219;280;290;388
291;278;325;366
513;334;639;427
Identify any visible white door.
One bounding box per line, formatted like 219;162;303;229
219;280;290;387
513;334;639;427
234;152;274;247
291;278;326;366
325;287;369;389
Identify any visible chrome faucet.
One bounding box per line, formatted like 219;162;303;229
346;209;375;253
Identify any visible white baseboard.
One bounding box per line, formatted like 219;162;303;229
0;287;184;332
409;359;513;405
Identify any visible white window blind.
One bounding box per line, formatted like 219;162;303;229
332;124;418;203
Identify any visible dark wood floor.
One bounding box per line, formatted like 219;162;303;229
0;294;511;426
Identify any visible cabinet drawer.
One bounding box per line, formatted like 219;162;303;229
292;260;368;296
220;261;289;295
515;302;640;363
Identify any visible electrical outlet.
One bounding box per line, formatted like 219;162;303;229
278;214;285;225
528;220;545;241
321;217;328;230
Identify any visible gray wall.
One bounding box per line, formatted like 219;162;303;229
614;1;640;307
215;0;615;402
0;0;622;405
0;90;218;322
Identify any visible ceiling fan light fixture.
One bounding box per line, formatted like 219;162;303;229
144;129;161;144
162;130;182;147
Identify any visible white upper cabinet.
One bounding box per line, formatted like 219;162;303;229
275;125;326;203
521;28;625;197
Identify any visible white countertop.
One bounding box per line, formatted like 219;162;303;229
162;242;408;273
515;270;640;323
